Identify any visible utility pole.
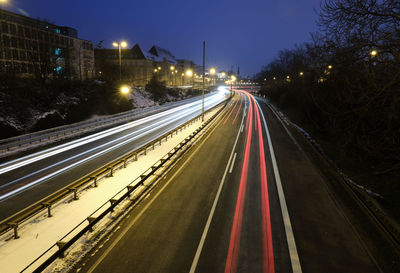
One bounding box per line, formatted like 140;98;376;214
202;41;205;122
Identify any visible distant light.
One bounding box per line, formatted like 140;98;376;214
370;50;377;56
299;72;304;76
120;85;130;94
0;0;9;4
273;77;276;80
231;75;237;82
158;66;162;70
221;72;226;77
170;65;175;71
186;69;193;77
112;42;119;47
328;65;333;69
209;68;216;75
154;69;158;72
218;86;228;92
120;41;128;48
286;75;290;79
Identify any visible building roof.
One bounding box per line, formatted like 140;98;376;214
147;46;176;64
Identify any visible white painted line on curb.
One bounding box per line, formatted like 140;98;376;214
255;98;303;273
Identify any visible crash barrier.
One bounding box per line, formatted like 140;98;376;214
261;97;400;254
0;94;210;155
21;100;227;273
0;99;226;239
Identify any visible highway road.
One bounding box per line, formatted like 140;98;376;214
0;92;228;220
72;89;394;273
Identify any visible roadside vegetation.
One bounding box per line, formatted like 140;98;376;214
257;0;400;219
0;71;204;140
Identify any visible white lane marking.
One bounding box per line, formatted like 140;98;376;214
255;98;302;273
0;94;225;174
86;101;229;273
189;101;246;273
0;99;223;201
229;153;237;174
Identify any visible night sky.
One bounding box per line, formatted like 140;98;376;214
5;0;322;77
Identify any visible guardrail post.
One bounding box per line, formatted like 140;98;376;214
126;185;134;197
56;241;67;257
87;217;96;232
109;199;118;211
107;167;113;177
8;222;19;239
69;188;78;200
91;176;98;187
42;202;52;217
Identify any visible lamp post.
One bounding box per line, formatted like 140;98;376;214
113;41;128;81
209;67;216;86
230;75;236;96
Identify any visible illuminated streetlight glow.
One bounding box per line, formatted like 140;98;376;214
231;75;237;82
158;66;162;70
186;69;193;77
209;68;216;75
120;41;128;48
221;72;226;77
112;42;119;47
154;69;158;72
170;65;175;71
299;72;304;76
328;65;333;69
273;77;276;80
120;85;130;94
370;50;377;56
286;75;290;79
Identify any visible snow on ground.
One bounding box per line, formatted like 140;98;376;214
131;88;156;108
0;105;222;273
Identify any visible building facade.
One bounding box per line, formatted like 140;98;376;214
0;8;94;80
95;44;195;86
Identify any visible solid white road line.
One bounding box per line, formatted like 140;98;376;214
86;100;230;273
255;98;302;273
229;153;237;174
189;100;246;273
0;99;224;201
0;94;225;174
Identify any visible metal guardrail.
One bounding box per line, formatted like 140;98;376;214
0;99;227;240
21;100;227;273
259;96;400;253
0;94;209;155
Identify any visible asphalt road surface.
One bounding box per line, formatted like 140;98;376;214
73;89;388;273
0;92;227;220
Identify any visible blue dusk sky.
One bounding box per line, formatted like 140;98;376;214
4;0;322;77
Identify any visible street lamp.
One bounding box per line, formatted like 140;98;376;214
209;67;216;86
120;85;130;95
370;49;377;57
230;75;236;95
299;72;304;76
113;41;128;81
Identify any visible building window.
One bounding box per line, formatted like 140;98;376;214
3;35;10;47
25;27;31;38
10;24;16;35
18;38;25;49
2;22;8;33
11;37;17;48
18;25;24;36
13;49;18;60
